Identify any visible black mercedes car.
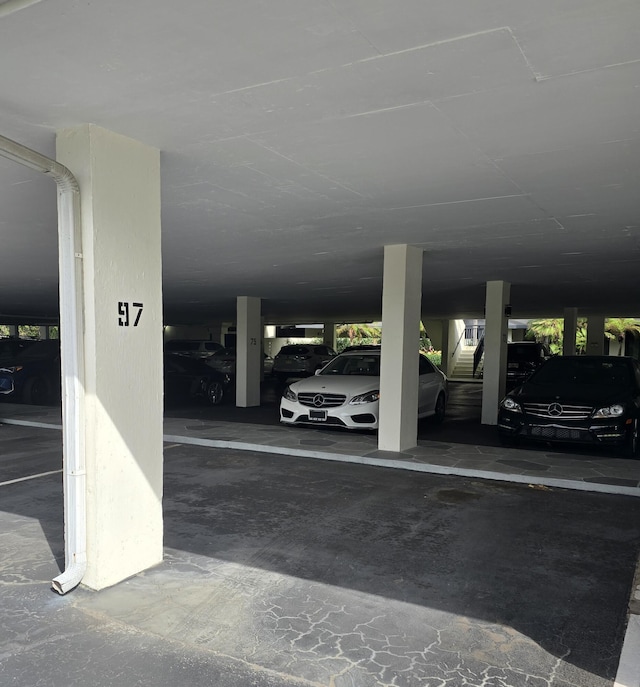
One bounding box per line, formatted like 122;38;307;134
498;355;640;457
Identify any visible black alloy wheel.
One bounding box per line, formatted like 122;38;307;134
22;376;50;405
206;380;224;406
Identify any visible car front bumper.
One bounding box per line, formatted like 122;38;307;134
498;411;633;447
280;397;378;430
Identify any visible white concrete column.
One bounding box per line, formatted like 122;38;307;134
7;325;17;337
586;315;606;355
322;322;337;350
39;325;49;340
563;308;578;356
236;296;261;407
57;124;163;591
378;244;423;452
481;281;511;425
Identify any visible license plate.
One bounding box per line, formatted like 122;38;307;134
309;409;327;422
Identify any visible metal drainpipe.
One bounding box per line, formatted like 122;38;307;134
0;134;86;594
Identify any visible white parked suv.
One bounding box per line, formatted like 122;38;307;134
280;349;447;430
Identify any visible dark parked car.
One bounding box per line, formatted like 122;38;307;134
0;339;61;405
0;337;37;366
164;339;224;361
498;355;640;457
272;344;337;383
506;341;551;386
206;347;274;378
164;353;230;406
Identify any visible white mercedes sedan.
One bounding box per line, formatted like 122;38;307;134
279;349;448;430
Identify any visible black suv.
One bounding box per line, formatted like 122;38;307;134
507;341;551;387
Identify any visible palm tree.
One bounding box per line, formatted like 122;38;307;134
605;318;640;355
527;318;588;354
336;322;381;348
526;319;564;354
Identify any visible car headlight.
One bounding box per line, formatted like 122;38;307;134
500;397;522;413
349;390;380;405
282;386;297;402
593;403;625;419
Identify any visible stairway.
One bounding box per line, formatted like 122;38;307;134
451;346;482;379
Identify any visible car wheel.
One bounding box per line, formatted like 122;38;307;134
433;393;446;424
622;418;639;458
22;377;50;405
206;381;224;406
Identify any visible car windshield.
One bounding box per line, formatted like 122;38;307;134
530;357;632;387
319;354;380;376
508;345;544;361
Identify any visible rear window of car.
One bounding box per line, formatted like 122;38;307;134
278;345;310;355
507;344;546;361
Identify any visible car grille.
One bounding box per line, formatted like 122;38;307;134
523;402;592;420
528;426;590;441
298;392;346;408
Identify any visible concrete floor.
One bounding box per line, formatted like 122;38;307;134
1;388;640;686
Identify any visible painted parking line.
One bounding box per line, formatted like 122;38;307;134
0;469;62;487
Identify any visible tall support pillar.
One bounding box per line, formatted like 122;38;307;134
236;296;261;407
57;124;163;591
322;322;337;351
563;308;578;356
586;315;606;355
378;244;423;452
481;280;510;425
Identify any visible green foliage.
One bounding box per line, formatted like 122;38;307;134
425;350;442;367
527;317;640;355
0;324;59;339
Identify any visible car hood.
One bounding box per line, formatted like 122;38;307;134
509;381;634;407
289;375;379;397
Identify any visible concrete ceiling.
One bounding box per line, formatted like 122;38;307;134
0;0;639;326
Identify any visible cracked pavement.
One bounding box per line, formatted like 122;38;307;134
1;425;639;686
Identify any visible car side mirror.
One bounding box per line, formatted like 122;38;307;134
315;369;322;375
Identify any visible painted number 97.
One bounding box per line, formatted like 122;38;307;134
118;301;143;327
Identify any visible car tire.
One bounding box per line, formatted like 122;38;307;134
621;418;639;458
22;376;50;405
433;393;446;424
205;381;224;406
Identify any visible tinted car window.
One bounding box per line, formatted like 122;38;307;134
320;354;380;376
278;345;310;355
508;344;547;361
419;355;435;375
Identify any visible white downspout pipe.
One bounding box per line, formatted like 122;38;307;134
0;134;86;594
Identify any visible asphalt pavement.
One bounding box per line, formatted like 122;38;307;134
1;416;640;686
